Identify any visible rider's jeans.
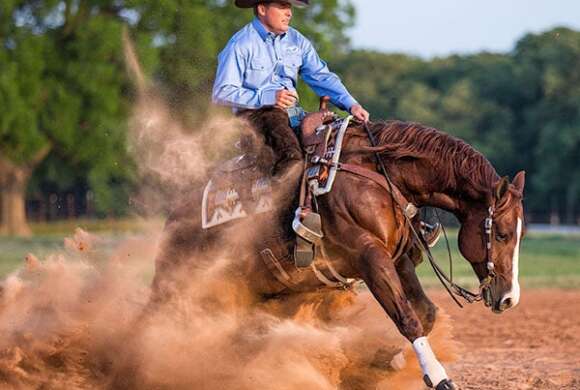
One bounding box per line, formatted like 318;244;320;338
287;105;306;132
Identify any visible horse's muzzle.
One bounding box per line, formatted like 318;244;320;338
481;275;516;314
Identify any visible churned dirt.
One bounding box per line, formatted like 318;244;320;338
0;231;577;390
431;289;580;390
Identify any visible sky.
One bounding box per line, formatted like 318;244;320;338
350;0;580;58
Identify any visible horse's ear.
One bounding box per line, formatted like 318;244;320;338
512;170;526;193
494;176;510;201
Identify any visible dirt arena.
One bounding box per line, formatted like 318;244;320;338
0;228;577;389
432;289;580;390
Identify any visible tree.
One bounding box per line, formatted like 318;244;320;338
0;1;156;235
0;25;49;235
514;27;580;222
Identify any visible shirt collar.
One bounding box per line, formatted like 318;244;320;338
252;17;286;41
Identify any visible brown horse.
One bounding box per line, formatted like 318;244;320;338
149;108;526;390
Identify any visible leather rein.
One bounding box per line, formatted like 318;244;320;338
361;121;497;308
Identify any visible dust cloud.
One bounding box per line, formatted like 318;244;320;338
0;228;457;389
0;35;458;389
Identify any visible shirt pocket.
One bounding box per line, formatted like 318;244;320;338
282;55;302;79
245;57;269;89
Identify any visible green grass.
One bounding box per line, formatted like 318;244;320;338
0;218;163;277
0;222;578;289
0;235;65;276
29;217;162;236
417;230;580;289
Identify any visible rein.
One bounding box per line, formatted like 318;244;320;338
362;121;496;308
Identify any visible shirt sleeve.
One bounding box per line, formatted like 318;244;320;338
212;43;277;109
299;40;358;112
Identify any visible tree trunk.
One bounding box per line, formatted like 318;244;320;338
0;171;31;236
0;147;50;237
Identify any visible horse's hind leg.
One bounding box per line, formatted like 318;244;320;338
357;239;456;390
396;252;438;335
147;217;211;313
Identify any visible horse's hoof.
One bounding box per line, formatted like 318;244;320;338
435;379;458;390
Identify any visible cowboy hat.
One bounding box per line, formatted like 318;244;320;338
235;0;309;8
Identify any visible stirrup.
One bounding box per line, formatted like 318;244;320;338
294;236;315;268
292;208;323;268
292;207;323;245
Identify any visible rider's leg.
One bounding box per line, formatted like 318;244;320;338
245;107;321;267
246;107;303;179
357;237;454;389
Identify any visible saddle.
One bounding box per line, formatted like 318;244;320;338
201;154;273;229
292;98;353;266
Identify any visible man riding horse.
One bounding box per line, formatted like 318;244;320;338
148;5;527;387
212;0;440;263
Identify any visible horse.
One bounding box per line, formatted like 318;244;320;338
148;108;526;390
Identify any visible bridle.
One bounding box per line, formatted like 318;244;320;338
478;205;503;307
478;205;497;306
422;205;498;308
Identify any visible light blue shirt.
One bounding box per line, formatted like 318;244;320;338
212;18;358;112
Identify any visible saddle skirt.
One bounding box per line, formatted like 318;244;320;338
201;154;273;229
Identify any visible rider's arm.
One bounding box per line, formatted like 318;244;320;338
299;39;358;112
212;44;277;109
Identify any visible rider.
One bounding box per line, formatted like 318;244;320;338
212;0;369;174
212;0;440;250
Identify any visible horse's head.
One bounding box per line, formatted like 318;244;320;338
458;171;526;313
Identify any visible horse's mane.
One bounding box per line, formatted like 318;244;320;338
352;120;500;196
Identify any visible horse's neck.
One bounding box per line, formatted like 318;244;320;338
387;156;492;219
344;123;498;219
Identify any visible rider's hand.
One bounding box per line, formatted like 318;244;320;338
275;89;299;109
350;104;370;122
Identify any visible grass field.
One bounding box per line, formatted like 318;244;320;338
0;220;578;288
417;230;580;289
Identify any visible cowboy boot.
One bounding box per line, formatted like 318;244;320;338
420;221;442;248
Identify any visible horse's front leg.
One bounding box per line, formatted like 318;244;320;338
396;251;438;335
358;238;456;390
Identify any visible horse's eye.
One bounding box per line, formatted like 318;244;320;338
495;233;508;242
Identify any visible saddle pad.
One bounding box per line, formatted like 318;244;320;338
202;155;273;229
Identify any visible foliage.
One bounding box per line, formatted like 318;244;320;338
1;1;154;217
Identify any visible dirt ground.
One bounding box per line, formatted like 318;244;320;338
0;242;578;390
430;289;580;390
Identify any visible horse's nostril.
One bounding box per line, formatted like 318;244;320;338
500;297;513;309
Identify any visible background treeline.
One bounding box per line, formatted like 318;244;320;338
0;1;578;236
